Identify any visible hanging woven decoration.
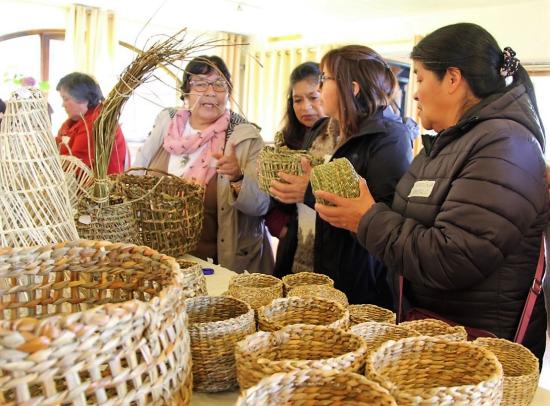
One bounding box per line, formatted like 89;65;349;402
0;88;78;246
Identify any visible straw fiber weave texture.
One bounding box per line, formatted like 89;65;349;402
310;157;360;205
287;284;348;306
348;304;396;325
400;318;467;342
351;321;419;358
227;273;283;310
176;259;207;299
281;271;333;294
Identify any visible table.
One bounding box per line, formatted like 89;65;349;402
184;255;550;405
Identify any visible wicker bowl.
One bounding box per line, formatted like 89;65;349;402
0;240;192;405
474;337;539;406
176;258;207;298
348;304;396;325
236;369;397;406
281;271;333;294
228;273;283;309
351;321;419;357
399;318;467;341
366;336;503;405
310;157;360;205
235;324;368;390
186;295;256;392
257;296;349;331
287;284;349;306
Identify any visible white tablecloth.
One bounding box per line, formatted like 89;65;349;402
184;255;550;405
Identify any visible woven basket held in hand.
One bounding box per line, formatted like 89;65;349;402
228;273;283;309
176;258;207;298
351;321;419;357
0;240;192;406
257;145;316;194
310;157;360;205
281;271;333;294
400;318;467;341
113;168;204;257
235;324;368;390
186;295;256;392
348;304;396;325
366;336;504;405
474;337;539;406
257;296;349;331
236;369;397;406
287;284;349;306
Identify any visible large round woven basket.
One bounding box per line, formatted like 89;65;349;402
236;369;397;406
348;304;396;325
281;271;333;294
399;318;467;341
235;324;368;390
351;321;419;357
287;284;348;306
0;240;192;405
257;296;349;331
228;273;283;309
310;157;360;205
366;336;503;405
176;258;207;299
186;295;256;392
474;337;539;406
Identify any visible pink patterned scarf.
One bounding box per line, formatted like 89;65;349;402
163;109;230;185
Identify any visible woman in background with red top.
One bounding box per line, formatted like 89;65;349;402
56;72;127;174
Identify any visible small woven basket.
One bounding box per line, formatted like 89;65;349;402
281;271;333;294
235;324;368;390
236;369;397;406
310;157;360;205
0;240;192;405
287;284;349;306
257;296;349;331
349;304;396;325
399;318;467;341
186;295;256;392
257;145;316;194
228;273;283;309
366;336;504;405
474;337;539;406
351;322;419;357
176;258;207;299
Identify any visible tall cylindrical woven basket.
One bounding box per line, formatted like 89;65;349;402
0;88;78;247
0;240;192;405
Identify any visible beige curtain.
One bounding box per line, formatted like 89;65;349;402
242;45;337;141
406;35;425;156
65;4;118;93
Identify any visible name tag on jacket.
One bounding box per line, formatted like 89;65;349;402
408;180;436;198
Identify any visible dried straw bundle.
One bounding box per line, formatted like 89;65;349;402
0;88;78;247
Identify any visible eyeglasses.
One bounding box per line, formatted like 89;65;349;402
319;73;336;88
189;79;229;93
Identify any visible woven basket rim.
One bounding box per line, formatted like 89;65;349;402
230;273;283;289
185;295;254;329
474;337;540;377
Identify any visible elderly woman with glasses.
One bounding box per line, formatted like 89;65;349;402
135;55;273;274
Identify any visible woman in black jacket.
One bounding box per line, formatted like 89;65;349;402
270;45;415;307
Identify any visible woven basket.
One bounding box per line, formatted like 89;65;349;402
349;304;396;325
287;284;349;306
176;258;207;298
235;324;368;390
186;295;256;392
0;240;192;405
474;337;539;406
113;167;204;257
351;322;419;357
257;296;349;331
366;336;503;405
257;145;316;194
310;157;360;205
281;271;333;294
228;273;283;309
399;318;467;341
236;369;397;406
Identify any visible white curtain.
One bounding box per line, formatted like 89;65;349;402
65;4;118;94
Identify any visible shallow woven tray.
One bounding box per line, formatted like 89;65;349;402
236;369;397;405
281;271;334;294
235;324;368;390
351;321;419;357
474;337;539;406
348;304;396;325
228;273;283;309
257;296;349;331
310;157;360;205
186;295;256;392
176;258;207;299
399;318;467;341
366;336;503;405
287;284;348;306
